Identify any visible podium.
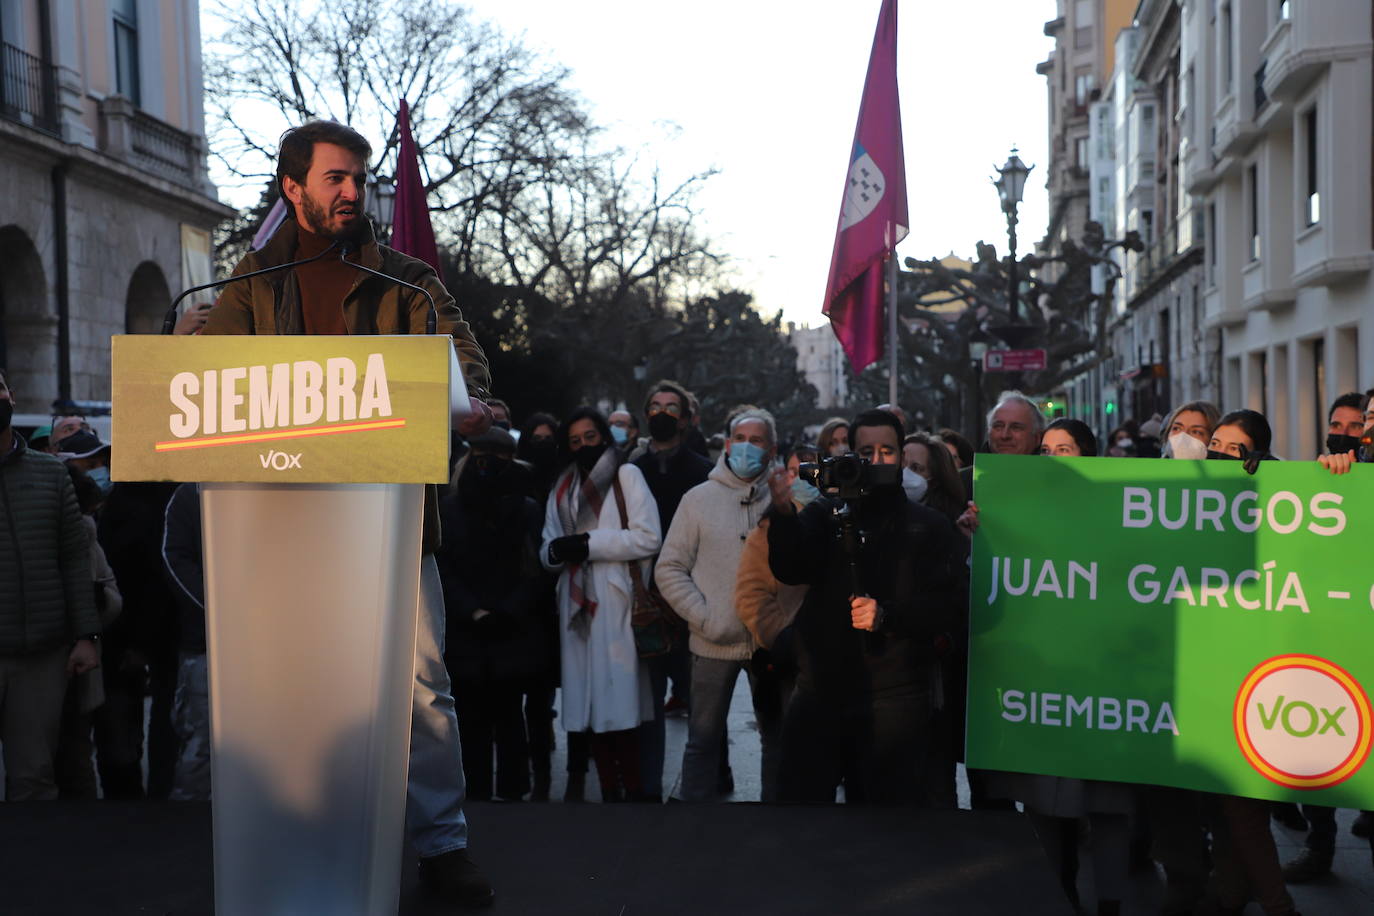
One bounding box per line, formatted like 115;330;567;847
112;335;467;915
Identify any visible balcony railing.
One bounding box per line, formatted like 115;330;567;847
1133;220;1193;291
98;95;200;188
1254;60;1268;114
1;41;59;136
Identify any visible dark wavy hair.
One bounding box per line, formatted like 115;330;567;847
556;407;614;469
937;428;974;469
276;120;372;216
1214;409;1273;456
1043;418;1099;457
850;408;904;446
516;411;559;460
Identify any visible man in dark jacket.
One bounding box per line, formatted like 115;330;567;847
630;380;714;800
200;120;494;906
437;428;548;802
0;368;101;800
766;409;962;804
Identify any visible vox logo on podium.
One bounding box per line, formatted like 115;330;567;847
259;450;303;470
1234;654;1372;790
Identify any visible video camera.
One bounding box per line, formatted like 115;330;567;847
797;453;901;502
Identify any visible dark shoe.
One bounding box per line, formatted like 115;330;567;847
663;696;687;717
531;769;551;802
1272;802;1308;832
1353;810;1373;838
563;770;585;803
1282;847;1333;884
716;766;734;795
418;848;494;908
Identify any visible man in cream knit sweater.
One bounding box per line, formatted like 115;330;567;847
655;407;778;801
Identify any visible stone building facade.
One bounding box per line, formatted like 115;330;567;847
0;0;231;410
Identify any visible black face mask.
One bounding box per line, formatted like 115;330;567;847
648;412;680;443
573;442;608;473
0;399;11;433
492;420;511;431
1206;449;1242;460
1327;433;1362;456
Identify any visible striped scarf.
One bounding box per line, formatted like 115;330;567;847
554;446;620;637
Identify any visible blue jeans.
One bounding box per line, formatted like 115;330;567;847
407;555;468;856
679;654;781;802
169;652;211;801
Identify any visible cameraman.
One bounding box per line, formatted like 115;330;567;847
764;409;963;804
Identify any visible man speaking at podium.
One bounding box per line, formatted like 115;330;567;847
202;120;496;908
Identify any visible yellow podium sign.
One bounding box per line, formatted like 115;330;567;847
111;335;455;483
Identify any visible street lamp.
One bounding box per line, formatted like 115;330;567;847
992;147;1033;322
366;173;397;242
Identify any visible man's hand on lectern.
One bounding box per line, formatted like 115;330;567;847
456;398;493;437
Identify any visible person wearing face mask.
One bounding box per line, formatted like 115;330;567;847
54;431;113;497
1207;409;1276;467
516;412;562;505
540;408;660;802
816;417;850;458
765;410;962;804
0;368;102;801
630;380;713;797
654;408;782;801
1319;391;1369;462
437;428;548;802
1161;400;1221;461
607;410;640;457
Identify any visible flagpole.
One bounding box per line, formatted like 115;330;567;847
887;250;898;407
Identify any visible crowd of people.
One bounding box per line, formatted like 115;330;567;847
4;117;1374;914
5;362;1372;913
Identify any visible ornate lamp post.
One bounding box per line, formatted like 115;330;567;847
365;173;397;243
992;147;1033;322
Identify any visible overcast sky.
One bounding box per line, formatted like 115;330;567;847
462;0;1059;326
206;0;1059;327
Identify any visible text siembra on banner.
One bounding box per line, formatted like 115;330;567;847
966;454;1373;808
111;335;452;484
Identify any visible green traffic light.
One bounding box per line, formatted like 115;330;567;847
1105;402;1116;415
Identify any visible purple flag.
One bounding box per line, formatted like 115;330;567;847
389;99;442;278
823;0;908;371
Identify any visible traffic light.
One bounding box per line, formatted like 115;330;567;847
1105;401;1116;416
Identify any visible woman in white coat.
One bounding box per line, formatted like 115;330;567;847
541;407;660;801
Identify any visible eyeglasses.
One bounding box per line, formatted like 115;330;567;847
646;403;683;417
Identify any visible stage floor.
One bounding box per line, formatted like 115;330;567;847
0;800;1069;915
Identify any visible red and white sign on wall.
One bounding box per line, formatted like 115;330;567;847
984;348;1047;372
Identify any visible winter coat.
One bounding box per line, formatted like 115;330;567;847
734;517;806;651
540;463;661;733
631;444;713;540
767;490;962;698
0;438;99;655
437;463;551;684
161;483;206;653
98;482;179;656
654;455;770;661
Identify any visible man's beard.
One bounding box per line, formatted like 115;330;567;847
300;191;364;242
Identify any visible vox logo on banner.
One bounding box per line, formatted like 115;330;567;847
1234;655;1372;790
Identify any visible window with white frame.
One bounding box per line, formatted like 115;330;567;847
112;0;140;106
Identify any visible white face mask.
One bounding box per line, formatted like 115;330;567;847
1167;431;1208;461
901;466;928;504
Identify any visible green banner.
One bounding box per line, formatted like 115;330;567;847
967;454;1374;808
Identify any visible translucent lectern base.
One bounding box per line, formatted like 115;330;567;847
201;482;424;916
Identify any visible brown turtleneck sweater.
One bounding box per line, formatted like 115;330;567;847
293;226;358;334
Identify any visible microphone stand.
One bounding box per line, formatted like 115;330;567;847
160;241;342;334
336;245;439;335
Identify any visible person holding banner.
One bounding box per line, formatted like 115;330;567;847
987;423;1135;916
201;120;496;907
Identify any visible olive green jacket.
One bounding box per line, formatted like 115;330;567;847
203;218;491;398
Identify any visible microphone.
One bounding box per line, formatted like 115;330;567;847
336;243;439;335
160;241;342;334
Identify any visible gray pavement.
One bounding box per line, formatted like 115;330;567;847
546;675;1374;915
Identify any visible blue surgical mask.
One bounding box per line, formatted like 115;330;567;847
789;476;821;507
610;425;629;445
87;466;113;495
727;441;767;479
